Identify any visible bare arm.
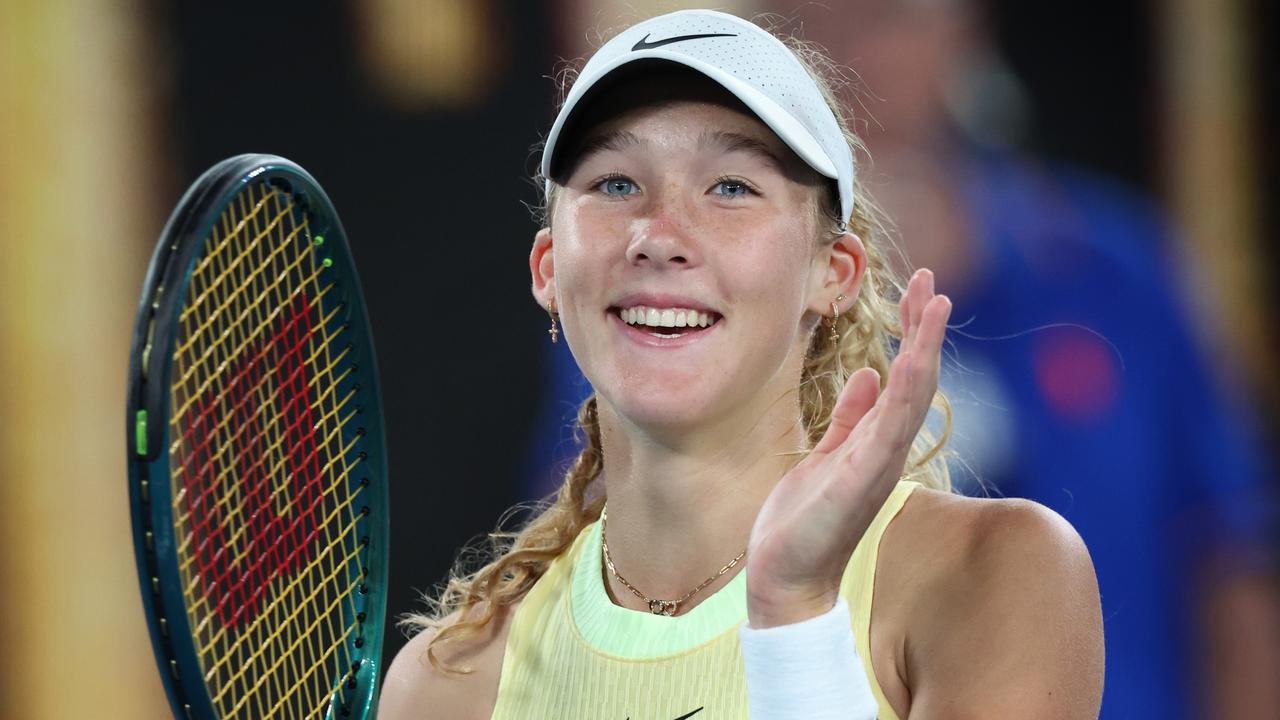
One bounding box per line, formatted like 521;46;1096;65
906;500;1104;719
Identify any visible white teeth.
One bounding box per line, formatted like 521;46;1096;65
619;305;719;329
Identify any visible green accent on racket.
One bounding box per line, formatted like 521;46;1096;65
126;154;389;720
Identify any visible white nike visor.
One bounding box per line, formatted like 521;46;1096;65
540;9;855;227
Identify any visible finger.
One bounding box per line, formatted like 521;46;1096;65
916;267;936;348
905;269;935;352
812;366;881;455
911;294;952;416
838;298;951;487
898;276;911;344
871;348;918;453
922;293;951;357
823;352;916;505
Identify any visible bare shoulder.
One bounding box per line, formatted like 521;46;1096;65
879;488;1104;718
891;487;1096;576
377;601;519;720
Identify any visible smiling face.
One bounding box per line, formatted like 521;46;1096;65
532;71;862;440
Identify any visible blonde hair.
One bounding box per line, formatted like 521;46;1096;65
401;20;955;675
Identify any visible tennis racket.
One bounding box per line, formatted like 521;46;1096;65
126;154;389;719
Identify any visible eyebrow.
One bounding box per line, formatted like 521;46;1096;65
571;129;642;163
697;130;786;171
569;129;786;172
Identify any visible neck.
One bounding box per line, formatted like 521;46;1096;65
594;386;808;615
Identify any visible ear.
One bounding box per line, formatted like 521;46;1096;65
808;232;867;315
530;227;557;309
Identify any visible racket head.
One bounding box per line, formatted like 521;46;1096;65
127;154;389;719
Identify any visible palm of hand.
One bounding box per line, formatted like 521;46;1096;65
745;269;952;627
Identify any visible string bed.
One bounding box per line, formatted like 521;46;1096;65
167;181;367;718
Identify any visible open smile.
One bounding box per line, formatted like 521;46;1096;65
608;305;723;347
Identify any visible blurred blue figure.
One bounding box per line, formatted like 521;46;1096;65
936;148;1275;719
523;1;1279;716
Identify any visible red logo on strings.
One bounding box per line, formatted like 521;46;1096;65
180;292;325;628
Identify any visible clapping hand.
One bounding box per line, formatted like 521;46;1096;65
745;269;952;628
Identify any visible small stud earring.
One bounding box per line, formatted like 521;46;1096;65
547;301;559;344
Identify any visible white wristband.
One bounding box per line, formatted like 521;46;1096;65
739;596;879;720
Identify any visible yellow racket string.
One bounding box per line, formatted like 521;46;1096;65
171;219;319;414
181;426;361;663
221;538;364;714
168;181;368;718
171;358;355;559
169;325;352;522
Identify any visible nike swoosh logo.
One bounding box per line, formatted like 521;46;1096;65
624;707;704;720
631;33;736;51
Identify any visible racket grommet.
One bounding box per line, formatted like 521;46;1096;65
360;535;369;546
357;612;367;622
361;505;370;516
313;234;325;246
354;636;364;648
359;583;369;594
358;451;368;461
322;257;333;268
359;477;369;487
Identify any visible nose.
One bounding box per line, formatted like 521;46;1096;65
625;195;700;269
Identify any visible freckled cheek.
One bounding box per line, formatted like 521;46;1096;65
719;238;813;338
551;241;616;336
720;227;812;293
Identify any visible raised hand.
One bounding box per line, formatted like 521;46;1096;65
745;268;952;627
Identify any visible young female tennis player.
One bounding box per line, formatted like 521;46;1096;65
381;9;1103;719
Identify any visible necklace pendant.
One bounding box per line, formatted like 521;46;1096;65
648;599;678;616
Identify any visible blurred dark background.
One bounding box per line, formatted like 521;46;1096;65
0;0;1274;717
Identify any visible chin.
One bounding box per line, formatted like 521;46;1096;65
599;374;730;437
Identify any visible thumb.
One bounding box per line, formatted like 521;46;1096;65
811;366;881;456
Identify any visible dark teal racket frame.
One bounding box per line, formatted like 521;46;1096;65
126;154;388;719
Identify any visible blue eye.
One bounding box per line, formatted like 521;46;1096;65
712;178;752;197
597;176;636;197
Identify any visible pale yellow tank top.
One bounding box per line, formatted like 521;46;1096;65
490;481;919;720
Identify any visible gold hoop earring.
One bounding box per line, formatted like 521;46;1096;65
547;301;559;344
828;294;846;346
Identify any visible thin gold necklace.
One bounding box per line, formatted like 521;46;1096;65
600;507;747;616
